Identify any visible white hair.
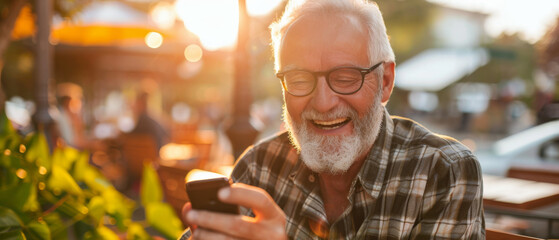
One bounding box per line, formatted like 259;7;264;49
270;0;395;72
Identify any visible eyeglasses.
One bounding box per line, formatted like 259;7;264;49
276;61;384;97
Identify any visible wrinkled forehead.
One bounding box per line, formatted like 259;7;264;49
282;12;365;47
278;13;369;70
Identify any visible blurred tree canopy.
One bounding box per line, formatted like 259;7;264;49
376;0;436;62
0;0;95;60
0;0;27;62
538;17;559;101
0;0;95;105
539;17;559;76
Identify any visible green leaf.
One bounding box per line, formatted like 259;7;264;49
0;206;25;240
145;202;183;239
0;231;25;240
126;223;151;240
102;188;134;230
0;113;18;154
95;226;119;240
140;163;162;206
0;122;22;155
24;133;51;172
0;206;23;229
23;183;39;212
86;196;105;226
23;220;50;240
61;198;89;220
0;112;16;136
42;209;68;239
82;167;111;193
47;165;83;196
81;224;119;240
52;147;80;171
0;182;34;212
72;152;89;182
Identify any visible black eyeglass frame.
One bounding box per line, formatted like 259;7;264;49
276;61;384;97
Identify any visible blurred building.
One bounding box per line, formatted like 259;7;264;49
392;4;538;135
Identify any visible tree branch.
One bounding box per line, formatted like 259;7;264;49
0;0;28;108
0;0;28;58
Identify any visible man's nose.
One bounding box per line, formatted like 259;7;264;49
309;76;339;113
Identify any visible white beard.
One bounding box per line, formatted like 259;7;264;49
283;94;384;175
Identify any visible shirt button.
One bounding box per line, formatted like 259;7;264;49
308;175;315;182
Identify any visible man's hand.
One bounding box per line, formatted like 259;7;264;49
184;183;287;240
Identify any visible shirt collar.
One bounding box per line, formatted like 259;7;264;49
289;156;317;196
356;106;393;199
289;106;395;200
289;157;328;222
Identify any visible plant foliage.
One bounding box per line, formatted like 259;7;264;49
0;113;184;239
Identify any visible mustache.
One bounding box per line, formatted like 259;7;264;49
301;105;358;121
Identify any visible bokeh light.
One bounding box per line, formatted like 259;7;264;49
150;2;176;30
184;44;203;62
94;123;118;139
16;169;27;179
171;102;192;123
5;97;34;128
145;32;163;48
174;0;239;51
118;116;135;133
19;144;26;153
408;91;438;112
159;143;196;161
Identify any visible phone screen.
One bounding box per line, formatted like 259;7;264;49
186;177;239;214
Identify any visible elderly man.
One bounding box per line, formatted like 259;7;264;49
181;0;484;239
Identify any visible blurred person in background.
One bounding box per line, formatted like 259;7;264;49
130;91;169;150
55;83;90;150
181;0;484;239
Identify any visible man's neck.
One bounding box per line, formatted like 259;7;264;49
318;153;367;223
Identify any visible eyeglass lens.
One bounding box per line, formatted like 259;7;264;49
283;68;363;96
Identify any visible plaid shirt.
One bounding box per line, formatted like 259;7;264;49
180;109;485;239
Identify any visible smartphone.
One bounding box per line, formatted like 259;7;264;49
185;177;239;214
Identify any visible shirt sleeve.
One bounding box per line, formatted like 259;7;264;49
177;147;258;240
410;155;485;239
230;146;258;217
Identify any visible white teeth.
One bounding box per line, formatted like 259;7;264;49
313;118;348;126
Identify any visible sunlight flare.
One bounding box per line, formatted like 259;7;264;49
175;0;239;51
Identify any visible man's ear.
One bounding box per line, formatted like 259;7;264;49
381;61;395;104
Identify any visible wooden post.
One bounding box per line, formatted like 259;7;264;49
34;0;56;150
225;0;259;160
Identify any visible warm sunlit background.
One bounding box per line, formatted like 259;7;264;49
430;0;559;43
2;0;559;238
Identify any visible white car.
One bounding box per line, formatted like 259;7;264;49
475;120;559;176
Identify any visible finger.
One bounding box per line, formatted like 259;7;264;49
182;202;192;223
218;183;282;219
182;202;197;231
193;228;240;240
187;209;253;238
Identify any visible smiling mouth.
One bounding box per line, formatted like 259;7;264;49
312;117;351;130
